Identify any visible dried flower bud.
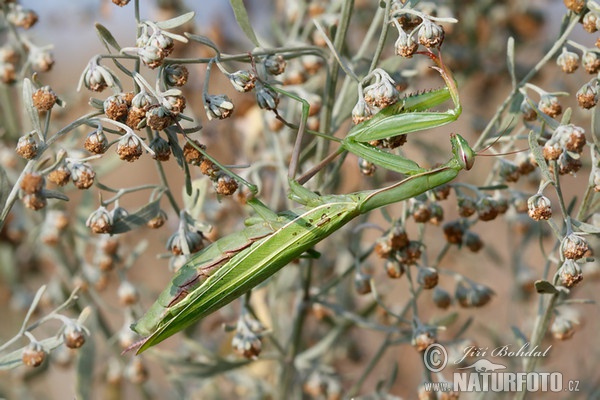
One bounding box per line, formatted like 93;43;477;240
563;0;585;13
22;192;47;210
412;327;436;352
476;196;499;221
558;124;586;153
527;194;552;221
558;259;583;288
520;99;537;122
48;164;71;186
63;324;87;349
498;159;520;182
582;51;600;74
183;140;205;166
556;151;582;175
384;258;405;278
428;203;444;225
561;233;589;260
395;27;419;58
418;19;445;48
200;158;219;178
456;196;476;217
147;209;168;229
443;220;464;244
551;315;575;340
542;140;563;161
112;0;131;6
84;128;109;154
232;312;266;359
15;133;38;159
357;157;376;176
148;135;171;161
264;54;286;75
582;11;599;32
255;84;279;110
411;200;432;223
104;94;129;121
204;94;234;120
69;161;95;189
116;133;144;162
363;70;399;108
146;106;174;131
515;151;537;175
433;184;451;201
456;281;493;307
432;287;452;309
215;174;238;196
354;271;372;294
351;98;373;125
86;206;113;234
32;86;57;111
464;231;483;252
538;94;562;118
556;48;579;73
82;61;119;92
20;172;44;194
29;47;54;72
417;266;439;289
118;280;139;305
577;79;599;109
163;64;188;87
167;229;205;255
228;70;256;92
7;4;38;29
401;240;423;264
0;61;16;84
22;342;46;367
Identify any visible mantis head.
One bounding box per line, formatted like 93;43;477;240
450;133;475;171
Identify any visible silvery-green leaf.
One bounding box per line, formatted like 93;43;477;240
95;23;122;52
154;11;195;30
229;0;260;47
185;33;219;54
534;280;559;294
23;79;43;137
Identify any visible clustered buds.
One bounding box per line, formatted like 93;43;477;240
362;69;400;109
543;124;586;175
455;281;494;307
391;8;453;58
86;204;127;234
19;172;47;210
231;311;266;359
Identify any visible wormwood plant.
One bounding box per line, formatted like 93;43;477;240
0;0;598;399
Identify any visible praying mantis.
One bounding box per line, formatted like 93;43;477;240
130;52;473;354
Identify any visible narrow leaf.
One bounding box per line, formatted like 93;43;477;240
229;0;260;47
534;280;559;294
506;37;516;89
95;23;121;52
185;33;219;54
430;311;459;328
0;166;10;212
511;326;529;343
571;219;600;234
528;130;554;183
22;78;43;136
155;11;195;30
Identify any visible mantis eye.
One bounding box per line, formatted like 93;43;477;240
451;134;475;171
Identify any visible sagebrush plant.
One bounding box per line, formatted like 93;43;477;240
0;0;598;399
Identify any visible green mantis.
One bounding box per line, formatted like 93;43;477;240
130;52;472;354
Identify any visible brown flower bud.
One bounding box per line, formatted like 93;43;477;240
20;172;44;194
32;86;57;111
22;342;46;367
63;324;87;349
527;194;552;221
417;266;439;289
215;174;238;196
561;233;589;260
